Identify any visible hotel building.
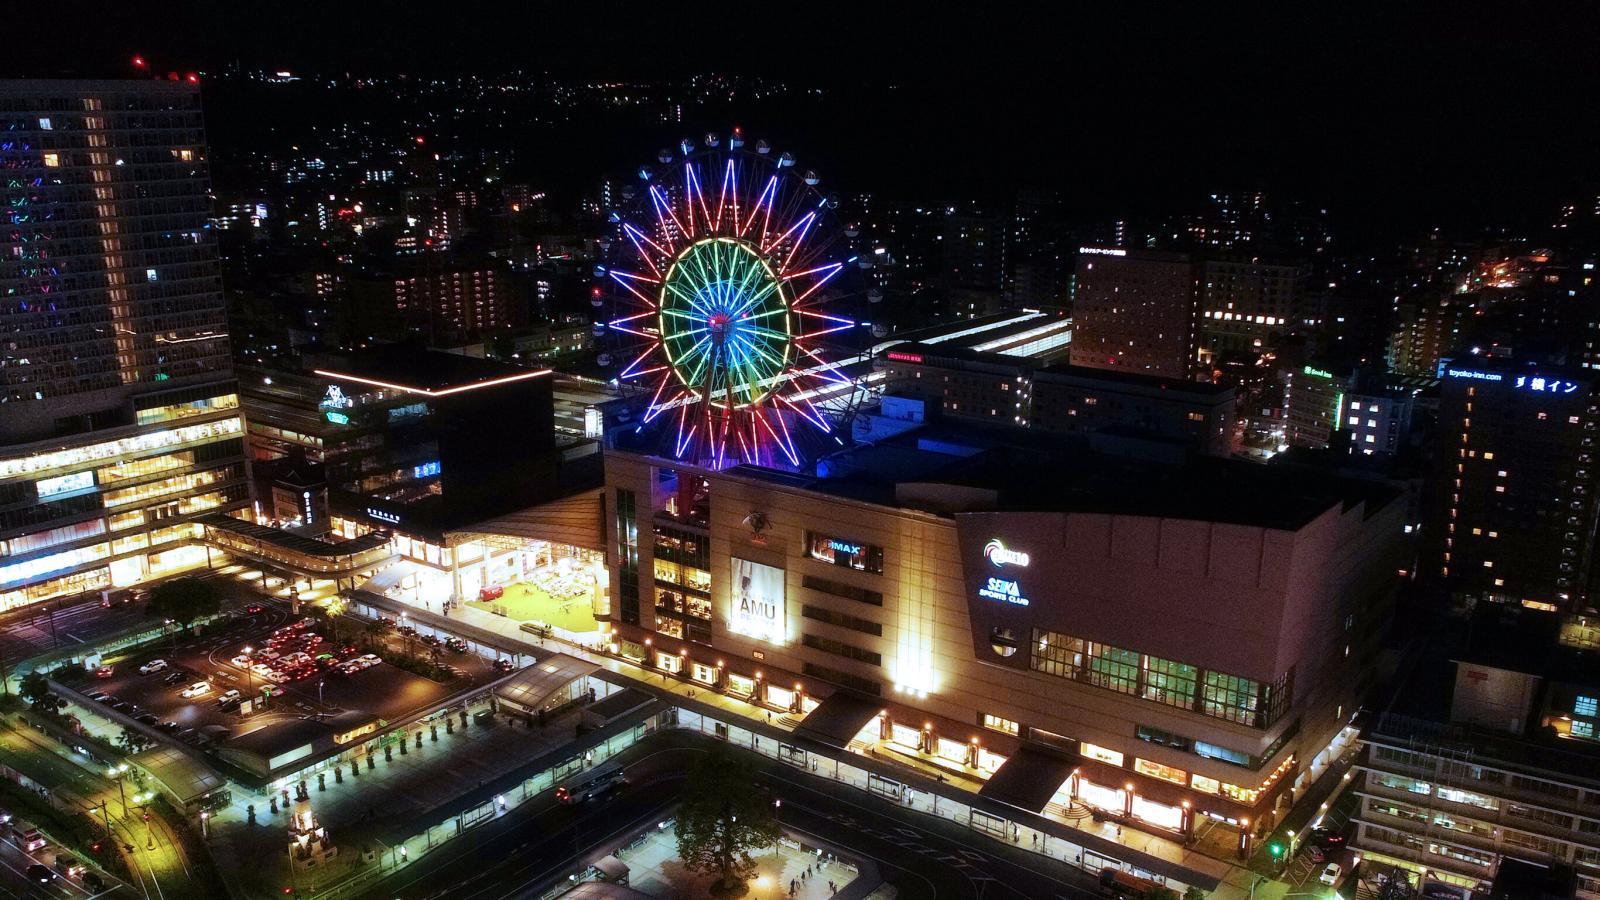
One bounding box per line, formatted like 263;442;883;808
602;417;1404;845
0;79;244;609
1431;362;1600;613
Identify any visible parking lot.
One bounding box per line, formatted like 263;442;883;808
60;602;512;754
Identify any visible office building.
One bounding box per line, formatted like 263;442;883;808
602;420;1404;849
1341;385;1416;458
1197;258;1308;365
1354;607;1600;899
0;79;245;609
1069;247;1198;379
880;343;1235;456
1432;362;1600;613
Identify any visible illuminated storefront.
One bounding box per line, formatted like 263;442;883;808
0;404;248;610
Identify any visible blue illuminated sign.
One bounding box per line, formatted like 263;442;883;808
1513;375;1579;394
366;508;401;525
827;538;861;557
412;461;441;478
1444;369;1503;382
978;576;1029;607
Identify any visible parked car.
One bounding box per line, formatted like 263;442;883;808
1319;864;1342;886
478;585;504;602
162;670;189;685
137;660;168;675
555;770;627;804
94;665;114;679
444;637;468;653
1309;827;1347;849
217;689;242;708
85;691;110;702
180;681;211;699
135;713;159;726
493;658;515;673
244;603;264;615
158;721;181;732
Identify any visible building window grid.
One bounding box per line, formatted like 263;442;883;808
1031;627;1284;727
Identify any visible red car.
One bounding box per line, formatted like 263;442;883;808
244;603;264;615
478;585;504;601
95;666;114;679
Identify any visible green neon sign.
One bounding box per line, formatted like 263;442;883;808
324;411;350;425
1303;366;1334;380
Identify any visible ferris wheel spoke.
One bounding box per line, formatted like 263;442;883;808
762;210;816;257
741;175;778;244
622;224;670;276
777;392;832;433
618;341;664;380
786;263;846;307
609;271;660;309
715;158;737;233
649;185;688;246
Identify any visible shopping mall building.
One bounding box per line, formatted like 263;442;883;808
602;416;1405;843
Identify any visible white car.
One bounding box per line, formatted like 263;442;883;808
230;654;253;669
180;681;211;699
1319;864;1342;886
251;663;276;679
137;660;168;675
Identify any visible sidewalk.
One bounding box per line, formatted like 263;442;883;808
364;587;1256;897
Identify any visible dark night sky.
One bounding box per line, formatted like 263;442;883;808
20;3;1600;238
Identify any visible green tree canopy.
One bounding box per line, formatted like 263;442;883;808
17;671;51;710
146;577;222;633
675;747;781;896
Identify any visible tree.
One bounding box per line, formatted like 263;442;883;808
18;672;52;711
1147;887;1180;900
674;747;780;897
116;729;147;754
146;577;222;634
1183;887;1209;900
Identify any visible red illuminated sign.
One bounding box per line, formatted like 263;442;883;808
886;351;924;364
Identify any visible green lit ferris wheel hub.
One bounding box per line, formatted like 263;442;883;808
658;237;794;410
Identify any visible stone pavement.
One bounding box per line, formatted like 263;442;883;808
609;825;860;900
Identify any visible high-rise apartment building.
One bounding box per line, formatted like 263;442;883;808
391;266;518;344
0;79;246;609
1432;362;1600;613
1069;247;1197;379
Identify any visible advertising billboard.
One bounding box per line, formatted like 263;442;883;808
730;557;785;643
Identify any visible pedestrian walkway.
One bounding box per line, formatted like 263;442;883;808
612;824;858;900
366;589;1248;890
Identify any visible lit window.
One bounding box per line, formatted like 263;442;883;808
1577;696;1598;717
1349;416;1361;425
983;714;1019;737
43;152;59;167
146;268;158;282
1081;742;1125;767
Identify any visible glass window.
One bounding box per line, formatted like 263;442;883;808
805;531;884;574
1143;656;1197;709
1202;671;1261;725
1088;644;1140;695
1081;743;1124;767
983;714;1019;737
1194;740;1251;767
1191;774;1220;795
1578;695;1598;717
1031;629;1086;679
1134;758;1188;785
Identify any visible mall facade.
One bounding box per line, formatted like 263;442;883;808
602;423;1405;843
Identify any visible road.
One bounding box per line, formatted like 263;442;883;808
361;733;1101;900
0;571;266;668
0;723;197;900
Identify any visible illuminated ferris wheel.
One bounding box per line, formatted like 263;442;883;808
595;131;874;469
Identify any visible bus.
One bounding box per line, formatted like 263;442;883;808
1100;868;1162;900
